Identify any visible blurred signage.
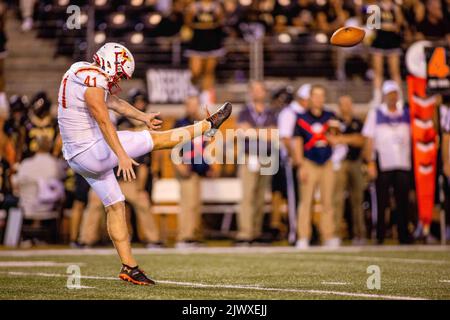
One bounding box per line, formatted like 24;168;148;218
146;69;191;104
425;46;450;95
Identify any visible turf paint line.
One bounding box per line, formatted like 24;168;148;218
0;261;85;267
1;248;448;265
1;245;449;258
308;254;450;265
0;271;428;300
321;281;350;285
439;280;450;283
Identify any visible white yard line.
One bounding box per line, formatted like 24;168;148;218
0;261;85;267
439;280;450;283
0;271;428;300
309;254;450;265
321;281;350;286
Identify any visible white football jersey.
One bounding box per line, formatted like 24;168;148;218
57;61;110;160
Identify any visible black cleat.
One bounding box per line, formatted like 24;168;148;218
205;102;232;137
118;264;156;286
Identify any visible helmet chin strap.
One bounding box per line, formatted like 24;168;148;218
108;81;122;95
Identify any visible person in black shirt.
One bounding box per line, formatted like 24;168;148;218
328;95;366;244
416;0;450;43
23;92;58;160
369;0;405;106
185;0;225;95
4;95;28;162
316;0;348;34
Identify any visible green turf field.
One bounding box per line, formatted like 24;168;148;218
0;246;449;300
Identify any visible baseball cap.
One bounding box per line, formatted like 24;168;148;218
296;84;311;100
382;80;400;95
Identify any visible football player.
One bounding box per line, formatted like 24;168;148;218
57;42;231;285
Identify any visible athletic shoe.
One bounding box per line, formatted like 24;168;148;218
205;102;232;137
234;239;252;247
119;264;156;286
21;18;33;32
175;240;205;249
323;237;341;249
295;238;310;250
351;238;367;246
144;241;165;249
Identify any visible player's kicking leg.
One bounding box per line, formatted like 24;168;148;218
150;102;232;150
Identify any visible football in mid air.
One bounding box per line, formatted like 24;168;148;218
330;26;365;47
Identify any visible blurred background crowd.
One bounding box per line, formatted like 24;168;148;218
0;0;449;249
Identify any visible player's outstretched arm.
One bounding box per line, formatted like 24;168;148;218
85;87;139;182
107;95;162;130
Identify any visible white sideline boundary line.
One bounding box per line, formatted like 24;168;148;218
0;247;448;265
1;271;428;300
0;261;85;267
1;245;449;256
439;280;450;283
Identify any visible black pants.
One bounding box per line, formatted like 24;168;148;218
376;170;411;243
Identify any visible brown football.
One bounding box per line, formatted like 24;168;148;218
330;26;365;47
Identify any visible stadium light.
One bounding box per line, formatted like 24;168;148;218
58;0;69;6
278;0;291;6
112;13;126;25
315;0;326;6
95;0;108;6
239;0;252;6
278;32;291;44
148;13;162;26
130;32;144;44
81;12;89;24
94;32;106;44
315;33;328;44
131;0;144;6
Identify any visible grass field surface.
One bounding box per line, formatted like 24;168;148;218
0;246;449;300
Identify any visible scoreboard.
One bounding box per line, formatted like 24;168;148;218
425;46;450;95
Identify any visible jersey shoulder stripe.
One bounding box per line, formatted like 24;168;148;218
70;63;109;91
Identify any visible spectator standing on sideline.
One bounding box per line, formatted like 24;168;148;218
439;96;450;240
0;1;8;115
363;80;413;244
173;93;220;248
236;81;277;245
269;86;293;240
293;84;340;249
329;95;366;244
277;84;310;243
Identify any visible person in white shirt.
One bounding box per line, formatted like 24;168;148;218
16;136;64;222
277;83;310;243
439;97;450;240
57;42;231;285
362;80;413;244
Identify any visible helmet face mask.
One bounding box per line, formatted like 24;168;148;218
93;42;135;94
